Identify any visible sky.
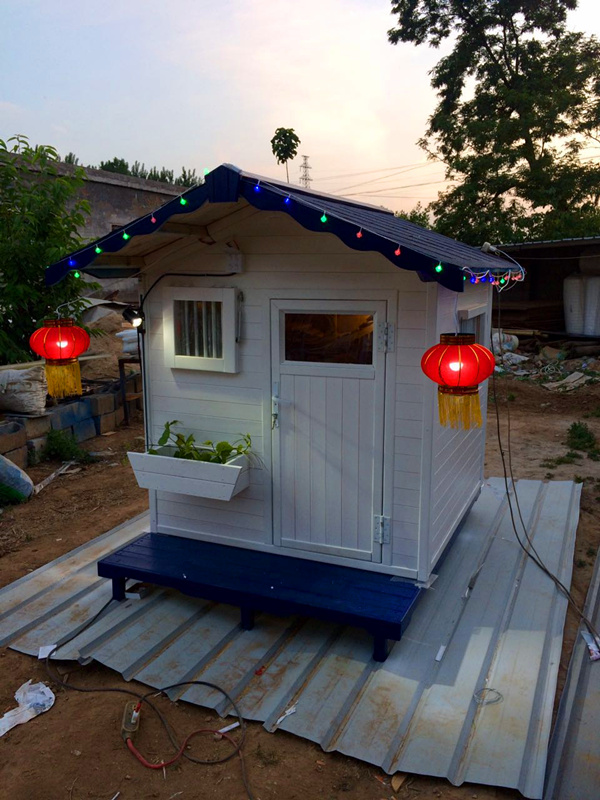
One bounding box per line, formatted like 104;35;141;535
1;0;600;213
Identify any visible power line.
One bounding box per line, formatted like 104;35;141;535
334;164;442;193
309;161;437;182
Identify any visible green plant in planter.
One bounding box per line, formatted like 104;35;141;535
149;420;252;464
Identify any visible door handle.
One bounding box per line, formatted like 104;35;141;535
272;383;280;429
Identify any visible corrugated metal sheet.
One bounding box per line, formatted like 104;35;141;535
544;550;600;800
0;479;581;799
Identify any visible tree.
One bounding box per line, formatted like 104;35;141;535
0;136;92;364
270;127;301;183
395;202;431;228
388;1;600;244
63;151;79;165
99;157;130;175
130;160;149;179
177;166;200;187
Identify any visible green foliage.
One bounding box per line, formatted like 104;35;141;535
177;166;200;187
566;421;598;452
89;157;199;187
395;202;431;228
63;152;79;165
540;451;581;468
388;1;600;244
270;127;301;182
99;157;130;174
42;429;93;463
149;420;252;464
0;135;93;365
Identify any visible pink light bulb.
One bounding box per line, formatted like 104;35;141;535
395;247;401;256
356;230;363;238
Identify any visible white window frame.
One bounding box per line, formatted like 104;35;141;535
163;287;238;373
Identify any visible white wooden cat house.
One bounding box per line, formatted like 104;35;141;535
47;164;515;597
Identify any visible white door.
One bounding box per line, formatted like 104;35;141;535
271;300;388;562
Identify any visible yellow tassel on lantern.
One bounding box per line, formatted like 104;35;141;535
438;387;482;430
45;359;83;399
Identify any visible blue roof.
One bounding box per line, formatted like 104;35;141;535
46;164;507;292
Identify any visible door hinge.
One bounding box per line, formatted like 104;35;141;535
377;322;395;353
373;515;391;545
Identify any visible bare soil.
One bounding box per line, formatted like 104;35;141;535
1;379;599;800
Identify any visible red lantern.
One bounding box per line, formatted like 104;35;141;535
30;319;90;399
421;333;495;429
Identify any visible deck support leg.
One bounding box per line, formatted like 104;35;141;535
372;635;388;663
112;577;126;602
240;606;255;631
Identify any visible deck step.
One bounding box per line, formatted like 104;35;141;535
98;533;422;662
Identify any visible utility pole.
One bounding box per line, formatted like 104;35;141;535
298;155;312;189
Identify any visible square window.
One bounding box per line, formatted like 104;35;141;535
163;287;238;372
284;313;374;364
174;300;223;358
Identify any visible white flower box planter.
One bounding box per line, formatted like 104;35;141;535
128;448;250;501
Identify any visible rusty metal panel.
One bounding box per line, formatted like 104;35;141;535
0;480;581;800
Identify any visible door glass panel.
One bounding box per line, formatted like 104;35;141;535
284;313;374;364
174;300;223;358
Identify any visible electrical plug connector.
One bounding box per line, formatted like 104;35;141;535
121;701;141;741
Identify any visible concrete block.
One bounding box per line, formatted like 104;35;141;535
50;401;91;431
27;436;48;457
73;418;97;443
114;405;125;426
4;445;28;470
134;373;143;393
82;393;115;417
0;421;27;455
127;400;138;419
93;411;116;435
7;414;51;439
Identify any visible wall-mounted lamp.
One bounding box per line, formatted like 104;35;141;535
122;306;145;328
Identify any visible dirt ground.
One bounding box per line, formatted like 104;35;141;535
1;378;599;800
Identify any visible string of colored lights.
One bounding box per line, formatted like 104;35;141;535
55;171;525;291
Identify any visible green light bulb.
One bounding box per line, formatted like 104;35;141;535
435;262;443;273
500;278;506;285
203;168;210;176
321;213;327;223
73;271;81;279
180;197;188;206
123;232;130;240
95;246;102;254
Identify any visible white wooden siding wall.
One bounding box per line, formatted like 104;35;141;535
427;284;492;571
144;212;429;578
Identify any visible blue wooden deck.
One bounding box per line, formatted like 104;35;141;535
97;532;421;662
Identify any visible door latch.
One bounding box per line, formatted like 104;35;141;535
272;382;280;429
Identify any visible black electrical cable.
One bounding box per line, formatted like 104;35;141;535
490;289;600;645
44;599;257;799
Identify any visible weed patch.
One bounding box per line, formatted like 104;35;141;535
43;429;94;464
